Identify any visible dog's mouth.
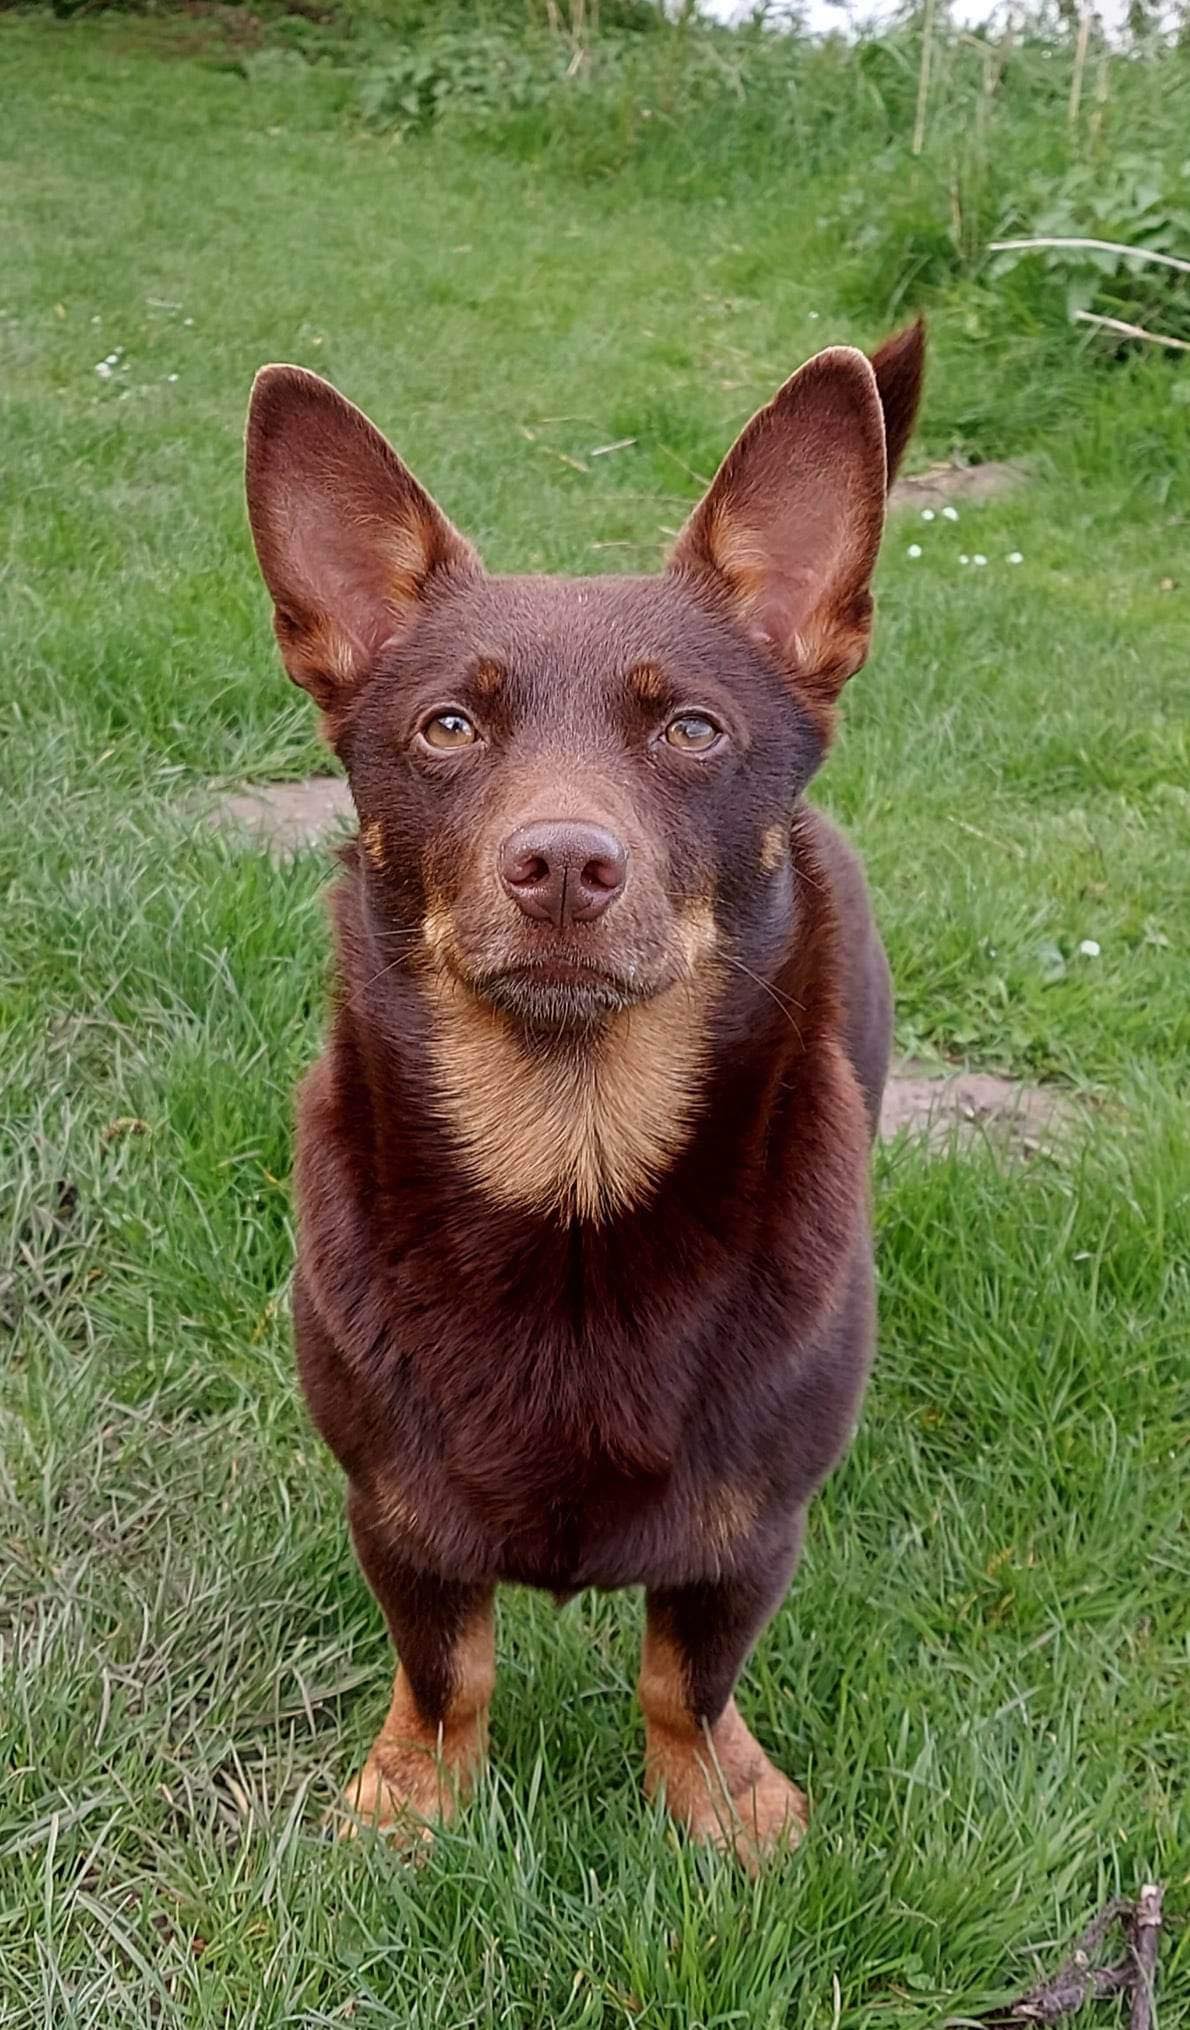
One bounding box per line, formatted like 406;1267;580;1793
458;956;655;1033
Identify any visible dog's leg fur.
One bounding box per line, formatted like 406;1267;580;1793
639;1536;808;1869
337;1507;495;1839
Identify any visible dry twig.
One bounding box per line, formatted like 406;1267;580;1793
1074;309;1190;353
912;0;938;156
973;1886;1164;2030
988;235;1190;275
1130;1884;1163;2030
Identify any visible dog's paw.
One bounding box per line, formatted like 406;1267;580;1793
329;1733;480;1848
719;1756;808;1870
645;1698;808;1871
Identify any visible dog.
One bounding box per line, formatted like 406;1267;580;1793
244;317;924;1865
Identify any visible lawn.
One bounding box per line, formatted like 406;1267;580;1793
1;15;1187;2026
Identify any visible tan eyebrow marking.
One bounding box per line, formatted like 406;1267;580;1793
472;660;505;699
628;662;667;704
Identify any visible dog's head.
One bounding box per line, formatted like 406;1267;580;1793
245;325;923;1040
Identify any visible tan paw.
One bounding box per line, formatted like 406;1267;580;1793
718;1754;808;1870
329;1672;489;1847
645;1697;808;1871
331;1739;463;1846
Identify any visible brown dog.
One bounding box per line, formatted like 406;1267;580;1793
244;320;924;1865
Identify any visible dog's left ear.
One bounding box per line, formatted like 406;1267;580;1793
668;320;925;712
869;315;927;485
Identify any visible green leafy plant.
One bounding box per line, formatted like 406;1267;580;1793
357;28;561;132
991;155;1190;347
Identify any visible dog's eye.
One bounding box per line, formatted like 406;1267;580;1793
664;712;722;754
420;710;477;752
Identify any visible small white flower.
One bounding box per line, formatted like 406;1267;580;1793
959;554;970;565
1007;551;1023;564
907;543;922;559
95;361;112;378
973;553;988;567
808;311;819;320
166;373;179;383
91;314;101;324
1078;938;1101;958
920;508;936;521
183;317;193;327
942;505;959;522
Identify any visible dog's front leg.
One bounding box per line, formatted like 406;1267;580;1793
334;1494;495;1844
638;1555;807;1870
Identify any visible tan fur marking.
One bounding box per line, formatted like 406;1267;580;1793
337;1600;495;1844
361;819;387;870
372;1474;421;1539
473;660;505;699
423;972;713;1223
421;907;453;964
383;512;437;607
638;1630;807;1871
707;508;790;600
629;661;667;704
676;897;718;973
760;823;787;874
700;1481;761;1563
279;612;363;696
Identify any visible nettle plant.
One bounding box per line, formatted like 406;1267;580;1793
357;28;561;133
991;155;1190;349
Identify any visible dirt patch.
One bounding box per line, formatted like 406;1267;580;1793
211;776;353;852
890;460;1028;512
881;1063;1078;1152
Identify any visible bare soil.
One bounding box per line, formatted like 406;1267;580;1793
212;776;353;850
878;1064;1077;1153
889;459;1029;511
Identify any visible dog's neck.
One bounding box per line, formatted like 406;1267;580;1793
415;970;713;1225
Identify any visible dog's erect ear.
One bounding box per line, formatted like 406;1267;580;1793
869;316;926;486
245;366;481;709
667;346;889;711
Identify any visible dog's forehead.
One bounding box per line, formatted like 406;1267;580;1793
417;572;743;687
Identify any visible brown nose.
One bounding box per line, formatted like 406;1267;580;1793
498;821;628;928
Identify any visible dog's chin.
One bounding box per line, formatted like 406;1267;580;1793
462;961;651;1038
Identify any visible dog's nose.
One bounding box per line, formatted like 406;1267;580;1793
499;821;628;927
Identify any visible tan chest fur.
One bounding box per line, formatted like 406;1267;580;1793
423;975;711;1223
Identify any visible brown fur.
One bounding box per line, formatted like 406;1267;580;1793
244;319;926;1861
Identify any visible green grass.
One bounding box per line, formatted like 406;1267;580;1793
2;17;1188;2026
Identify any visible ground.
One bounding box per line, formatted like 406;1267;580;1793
1;19;1187;2029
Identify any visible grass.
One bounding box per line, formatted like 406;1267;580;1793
1;15;1188;2026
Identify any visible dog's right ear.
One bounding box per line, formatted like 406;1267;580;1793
245;366;481;710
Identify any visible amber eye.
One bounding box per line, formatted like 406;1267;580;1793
664;712;722;753
420;709;478;752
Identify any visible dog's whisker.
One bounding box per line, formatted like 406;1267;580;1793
362;953;420;991
720;952;805;1044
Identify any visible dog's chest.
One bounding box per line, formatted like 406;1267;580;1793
365;1233;727;1582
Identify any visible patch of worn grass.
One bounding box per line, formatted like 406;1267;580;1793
1;20;1187;2028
